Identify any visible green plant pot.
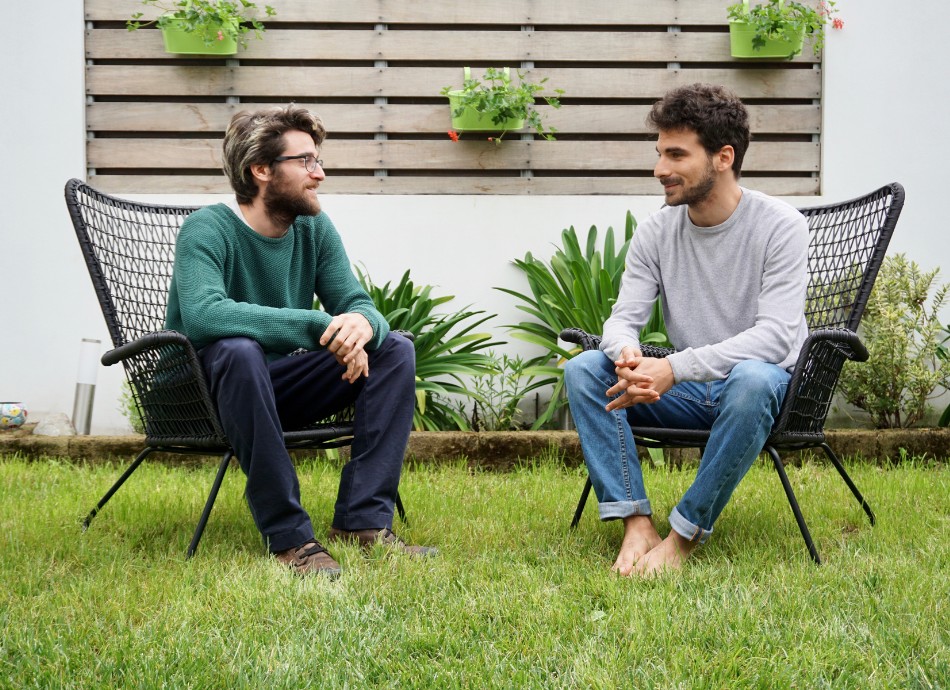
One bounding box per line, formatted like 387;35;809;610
446;92;525;133
160;18;238;55
729;20;804;59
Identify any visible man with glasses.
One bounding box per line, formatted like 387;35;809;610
165;105;433;577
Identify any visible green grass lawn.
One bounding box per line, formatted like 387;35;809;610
0;453;947;689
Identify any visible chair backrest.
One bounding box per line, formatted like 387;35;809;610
65;179;197;349
799;183;905;333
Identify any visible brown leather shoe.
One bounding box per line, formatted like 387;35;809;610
274;540;342;578
327;527;438;557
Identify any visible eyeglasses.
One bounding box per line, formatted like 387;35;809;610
272;154;324;173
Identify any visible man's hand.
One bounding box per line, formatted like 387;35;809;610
336;349;369;383
320;313;373;363
605;346;674;412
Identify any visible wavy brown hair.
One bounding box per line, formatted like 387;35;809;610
222;105;327;204
647;83;750;178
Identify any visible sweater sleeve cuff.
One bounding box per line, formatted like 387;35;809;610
665;350;696;383
352;309;389;350
600;340;640;363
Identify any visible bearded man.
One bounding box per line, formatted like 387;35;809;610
564;84;809;576
165;105;433;577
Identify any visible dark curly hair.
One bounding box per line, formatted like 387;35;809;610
222;105;327;204
647;83;750;178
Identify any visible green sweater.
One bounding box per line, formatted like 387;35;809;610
165;204;388;357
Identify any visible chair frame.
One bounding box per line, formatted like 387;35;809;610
65;178;405;558
562;182;905;564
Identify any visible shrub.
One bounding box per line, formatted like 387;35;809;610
118;381;146;435
354;267;500;431
937;324;950;427
497;213;670;428
838;254;950;428
454;350;538;431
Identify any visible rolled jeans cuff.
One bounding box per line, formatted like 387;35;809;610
669;506;713;544
332;511;395;532
598;498;652;522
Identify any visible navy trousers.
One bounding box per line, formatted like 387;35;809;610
198;332;416;553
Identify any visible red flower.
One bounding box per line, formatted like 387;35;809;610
832;18;844;29
216;30;224;41
487;137;494;142
447;130;460;142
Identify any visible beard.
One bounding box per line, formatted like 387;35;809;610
658;157;717;207
262;167;321;229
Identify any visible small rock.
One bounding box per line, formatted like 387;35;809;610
32;413;77;437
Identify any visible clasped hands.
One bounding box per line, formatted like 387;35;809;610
319;312;373;383
604;346;675;412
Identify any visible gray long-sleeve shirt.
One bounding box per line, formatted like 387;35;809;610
600;187;809;383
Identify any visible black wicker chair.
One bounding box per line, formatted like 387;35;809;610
65;178;407;557
562;182;905;564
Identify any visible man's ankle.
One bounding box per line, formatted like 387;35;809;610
622;514;660;539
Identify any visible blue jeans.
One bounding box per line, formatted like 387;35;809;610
564;351;789;543
199;333;416;553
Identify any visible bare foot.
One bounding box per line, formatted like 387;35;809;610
611;515;662;576
633;531;698;577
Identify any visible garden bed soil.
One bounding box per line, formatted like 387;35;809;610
0;426;948;469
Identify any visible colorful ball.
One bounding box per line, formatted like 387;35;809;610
0;402;27;430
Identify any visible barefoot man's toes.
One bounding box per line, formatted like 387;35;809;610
634;531;698;577
611;515;662;576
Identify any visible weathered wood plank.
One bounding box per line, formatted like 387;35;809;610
86;28;818;64
87;0;731;26
86;66;822;99
87;102;821;135
85;0;825;197
89;174;820;196
87;139;819;172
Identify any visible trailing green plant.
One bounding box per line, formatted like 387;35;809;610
353;266;501;431
496;213;671;428
441;67;564;143
727;0;843;59
127;0;276;49
837;254;950;428
454;350;538;431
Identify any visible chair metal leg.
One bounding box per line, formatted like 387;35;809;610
395;490;407;525
820;442;875;526
186;450;234;559
570;476;593;528
766;446;821;565
82;446;155;531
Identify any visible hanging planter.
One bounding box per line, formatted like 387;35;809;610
127;0;276;56
159;17;237;55
726;0;841;60
445;67;525;133
441;66;563;143
729;19;804;59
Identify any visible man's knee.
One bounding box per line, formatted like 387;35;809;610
390;331;416;360
369;333;416;399
375;332;415;370
723;360;789;411
203;337;267;370
211;336;264;358
565;349;610;388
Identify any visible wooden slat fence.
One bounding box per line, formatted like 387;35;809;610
84;0;823;195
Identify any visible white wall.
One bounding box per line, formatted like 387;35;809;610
2;1;948;433
0;4;94;427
